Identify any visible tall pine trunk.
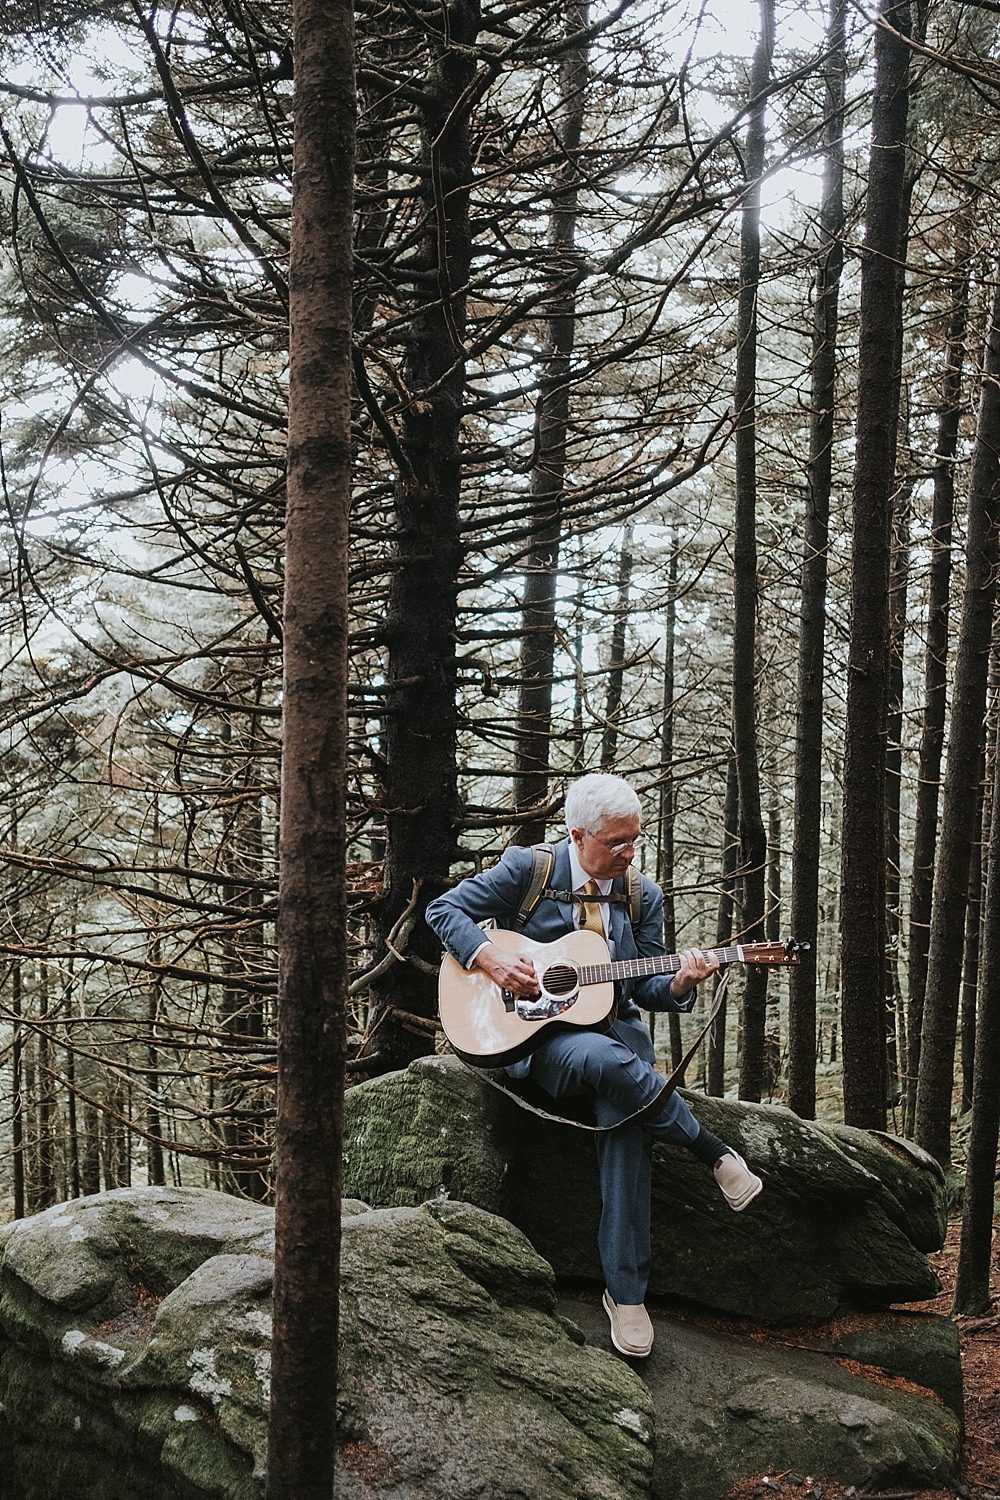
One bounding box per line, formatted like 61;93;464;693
959;768;986;1114
788;0;846;1120
952;712;1000;1313
266;0;354;1489
11;952;23;1219
601;523;634;771
708;756;740;1097
733;0;774;1103
514;4;588;844
915;278;1000;1166
885;472;912;1103
376;0;480;1065
904;199;974;1134
657;544;682;1066
839;0;909;1129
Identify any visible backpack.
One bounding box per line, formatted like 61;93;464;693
513;843;643;933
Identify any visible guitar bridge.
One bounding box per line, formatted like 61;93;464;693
501;989;516;1013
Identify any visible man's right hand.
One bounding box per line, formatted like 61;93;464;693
473;943;540;997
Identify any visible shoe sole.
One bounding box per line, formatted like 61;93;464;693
602;1290;654;1358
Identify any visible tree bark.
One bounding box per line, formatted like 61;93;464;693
915;278;1000;1166
885;471;912;1104
733;0;774;1103
708;754;740;1097
375;0;480;1067
601;522;635;772
266;0;354;1489
959;769;986;1114
767;797;781;942
514;3;588;845
657;544;681;1066
839;0;910;1130
11;952;23;1219
788;0;846;1113
904;197;974;1134
36;964;55;1211
952;719;1000;1314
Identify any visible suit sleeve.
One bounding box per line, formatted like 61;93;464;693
632;877;697;1014
425;847;534;969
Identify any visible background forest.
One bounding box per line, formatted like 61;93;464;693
0;0;997;1218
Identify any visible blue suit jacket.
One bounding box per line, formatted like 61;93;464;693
425;837;696;1025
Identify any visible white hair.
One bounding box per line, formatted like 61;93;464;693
564;773;640;835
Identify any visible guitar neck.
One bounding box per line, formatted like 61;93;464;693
577;945;745;988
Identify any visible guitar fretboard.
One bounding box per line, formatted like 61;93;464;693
574;944;744;988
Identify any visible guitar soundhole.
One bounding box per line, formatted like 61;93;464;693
541;963;578;996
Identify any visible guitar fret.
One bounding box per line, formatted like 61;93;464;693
574;943;750;988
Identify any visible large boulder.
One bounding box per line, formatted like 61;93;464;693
558;1296;961;1500
0;1187;655;1500
343;1056;946;1322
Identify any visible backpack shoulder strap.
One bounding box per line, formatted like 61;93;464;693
626;865;643;929
514;844;557;932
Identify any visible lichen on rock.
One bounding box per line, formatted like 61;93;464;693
0;1187;654;1500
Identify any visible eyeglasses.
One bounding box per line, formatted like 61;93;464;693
590;831;646;856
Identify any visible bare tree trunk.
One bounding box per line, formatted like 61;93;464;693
952;719;1000;1314
65;1030;80;1200
570;563;586;775
82;1103;101;1196
767;798;781;942
375;0;480;1068
960;769;986;1114
657;544;681;1066
734;0;774;1103
708;755;740;1097
885;472;912;1105
915;279;1000;1166
839;0;910;1129
146;981;166;1189
904;198;974;1135
36;964;55;1211
11;952;23;1219
514;2;588;844
601;523;635;772
266;0;354;1489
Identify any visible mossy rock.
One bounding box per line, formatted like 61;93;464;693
559;1297;961;1500
0;1188;654;1500
343;1057;945;1323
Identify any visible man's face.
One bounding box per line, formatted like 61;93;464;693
571;813;641;880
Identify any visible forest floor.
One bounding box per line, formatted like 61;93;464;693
725;1219;1000;1500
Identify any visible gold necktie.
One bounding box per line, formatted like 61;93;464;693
579;878;605;935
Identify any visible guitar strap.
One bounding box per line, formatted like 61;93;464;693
464;969;730;1134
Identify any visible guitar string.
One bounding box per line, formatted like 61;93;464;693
569;944;745;988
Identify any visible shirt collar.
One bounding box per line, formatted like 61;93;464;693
568;838;614;894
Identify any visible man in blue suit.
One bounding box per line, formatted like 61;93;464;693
426;772;762;1358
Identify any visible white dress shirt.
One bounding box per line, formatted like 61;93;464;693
568;841;616;956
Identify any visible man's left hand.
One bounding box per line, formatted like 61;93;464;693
670;946;719;998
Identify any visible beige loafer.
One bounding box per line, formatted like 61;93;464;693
714;1151;763;1211
602;1290;654;1358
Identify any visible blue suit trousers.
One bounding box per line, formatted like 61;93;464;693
524;1015;701;1305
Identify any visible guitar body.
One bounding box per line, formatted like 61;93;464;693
438;928;616;1068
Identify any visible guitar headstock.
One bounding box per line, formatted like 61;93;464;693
741;938;809;968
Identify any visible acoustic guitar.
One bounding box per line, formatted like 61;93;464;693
438;928;806;1068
